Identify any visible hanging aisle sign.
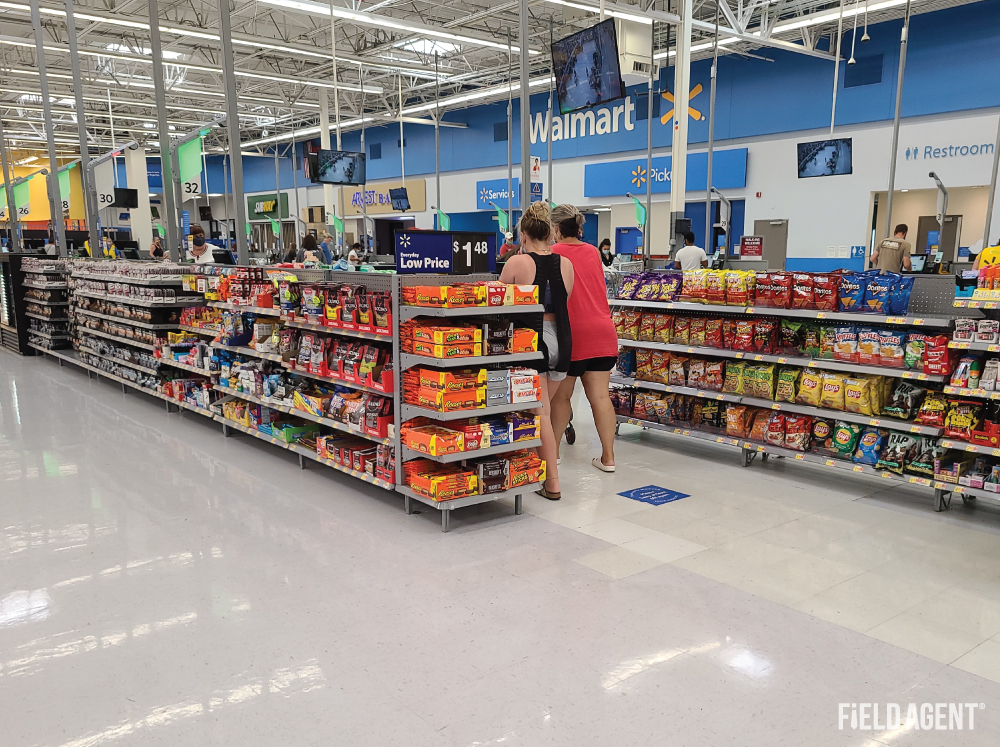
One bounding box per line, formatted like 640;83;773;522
93;160;116;208
0;185;6;218
13;180;30;217
177;138;203;200
58;165;73;212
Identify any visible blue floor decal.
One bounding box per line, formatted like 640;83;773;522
618;485;690;505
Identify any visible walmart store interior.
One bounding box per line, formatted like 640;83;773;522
4;1;1000;745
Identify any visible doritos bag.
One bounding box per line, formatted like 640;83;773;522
863;271;895;315
839;273;865;312
888;275;915;315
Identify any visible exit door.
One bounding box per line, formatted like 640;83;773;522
753;219;789;270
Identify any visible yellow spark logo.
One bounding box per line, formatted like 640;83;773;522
660;84;705;124
631;166;647;186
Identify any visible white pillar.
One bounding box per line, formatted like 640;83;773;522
669;0;694;253
125;146;153;254
319;89;336;230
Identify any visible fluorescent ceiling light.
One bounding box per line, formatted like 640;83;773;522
397;39;461;55
771;0;909;33
15;155;38;165
545;0;652;25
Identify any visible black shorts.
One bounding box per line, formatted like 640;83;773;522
566;356;617;378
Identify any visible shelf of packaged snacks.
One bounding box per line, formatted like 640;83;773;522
617;416;745;448
401;439;542;464
178;324;219;336
25;312;69;323
281;316;393;342
77;345;161;376
611;375;744;404
167;395;216;417
616;339;946;383
609;298;953;327
939;438;1000;456
399;483;539;512
210;341;284;363
399;304;545;321
28;343;79;362
400;400;541;422
737;394;944;436
942;385;1000;401
207;300;282;316
81;327;160;351
213;384;393;445
26;329;70;341
22;266;68;275
283;366;392;396
72;271;184;286
73;290;205;307
23;298;70;307
161;358;214;376
73;308;179;330
400;351;543;371
23;280;68;290
954;298;998;309
213;414;394;489
948;340;1000;352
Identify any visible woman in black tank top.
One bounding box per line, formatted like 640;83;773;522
499;203;574;500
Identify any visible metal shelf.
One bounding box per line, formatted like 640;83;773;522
27;344;80;364
23;281;68;290
398;482;534;530
72;272;184;286
942;385;1000;401
161;358;214;376
616;339;945;382
73;307;180;330
282;316;393;342
611;375;742;403
77;327;159;351
948;340;1000;352
78;346;161;376
401;351;542;370
609;298;953;327
177;324;219;336
400;303;543;321
737;394;943;436
22;267;69;275
400;399;540;421
25;312;69;323
211;341;284;363
23;298;70;307
284;366;392;395
401;438;541;464
939;438;1000;456
74;289;205;307
208;300;282;316
213;384;392;444
26;329;70;341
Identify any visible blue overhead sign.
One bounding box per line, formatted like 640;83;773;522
584;147;748;198
477;178;520;210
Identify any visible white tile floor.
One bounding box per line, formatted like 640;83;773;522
6;351;1000;745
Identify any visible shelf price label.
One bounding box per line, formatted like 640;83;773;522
716;437;725;443
753;354;763;361
815;313;827;319
825;459;836;467
853;465;864;472
881;471;893;479
795;453;805;460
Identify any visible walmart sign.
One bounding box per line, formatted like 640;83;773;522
584;148;748;197
476;177;520;210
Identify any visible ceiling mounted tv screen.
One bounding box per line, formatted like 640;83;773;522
797;138;853;178
316;149;366;186
551;18;625;115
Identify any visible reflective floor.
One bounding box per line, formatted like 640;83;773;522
4;350;1000;746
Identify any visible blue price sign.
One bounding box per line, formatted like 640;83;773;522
395;231;452;274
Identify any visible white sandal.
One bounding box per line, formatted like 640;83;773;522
592;457;616;473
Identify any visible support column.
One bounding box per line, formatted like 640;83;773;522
217;0;249;264
149;0;179;261
644;19;654;263
435;53;441;214
125;147;153;253
518;0;532;211
0;117;19;251
64;0;98;252
983;112;1000;250
704;3;719;258
31;0;65;255
669;0;694;257
883;0;912;244
319;89;337;246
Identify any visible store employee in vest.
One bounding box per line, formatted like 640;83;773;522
871;224;912;273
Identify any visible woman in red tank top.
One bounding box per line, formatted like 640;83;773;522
550;205;618;472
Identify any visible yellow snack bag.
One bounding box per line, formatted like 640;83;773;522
844;377;873;415
820;372;847;410
796;369;823;406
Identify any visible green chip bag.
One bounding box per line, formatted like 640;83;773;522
831;421;862;458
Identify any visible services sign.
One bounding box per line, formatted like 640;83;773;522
476;178;520;210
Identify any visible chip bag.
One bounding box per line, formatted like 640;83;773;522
944;400;983;440
878;329;906;369
853;427;888;465
654;314;675;344
687;358;706;389
668;356;689;386
680;270;707;302
726;405;749;438
811;417;835;453
831;422;863;459
733;320;755;352
884;381;926;420
792;273;814;309
705;360;725;391
923;335;954;376
857;327;881;366
775;367;800;402
904;333;927;370
780;319;804;356
863;272;894;314
671;317;691;345
834;326;859;363
914;391;949;426
749;410;769;442
765;413;786;446
813;274;839;311
803;324;822;358
905;438;945;477
820;372;847;410
704;271;727;304
751;364;777;399
888;275;915;315
723;361;746;394
771;273;793;309
638;313;657;342
725;270;751;306
704;318;724;348
689;318;707;347
839;273;865;312
818;326;837;360
784;414;813;451
657;271;683;302
617;274;642;299
843;377;873;415
877;433;919;474
797;369;823;406
650;350;670;383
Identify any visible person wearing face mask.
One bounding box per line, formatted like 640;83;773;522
186;224;214;264
598;238;613;267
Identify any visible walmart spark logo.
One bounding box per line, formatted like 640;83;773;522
399;235;411;248
631;165;647;187
479;187;489;202
661;84;706;124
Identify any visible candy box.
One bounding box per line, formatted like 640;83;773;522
485;282;507;307
272;422;320;444
486;389;511;407
413;340;483;359
352;446;378;473
413;325;483;345
934;456;975;484
416;387;485;411
419;368;487;391
293;390;330;418
512;328;538;353
403;426;464;456
511;285;539;305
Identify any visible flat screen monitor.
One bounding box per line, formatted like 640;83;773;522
212;249;236;265
112;188;139;208
910;255;926;272
316;149;366;185
119;244;140;260
389;187;410;211
551;19;625;115
306;153;320;183
796;138;853;178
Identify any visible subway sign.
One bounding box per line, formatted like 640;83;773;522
246;192;289;220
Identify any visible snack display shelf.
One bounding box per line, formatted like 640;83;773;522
954;298;997;309
611;375;743;404
80;327;159;351
609;298;952;327
939;438;1000;456
161;358;214;376
26;329;70;341
25;312;69;322
398;483;534;531
27;343;79;363
207;300;281;316
23;267;69;275
281;316;393;342
400;400;541;422
284;366;392;396
23;299;70;307
942;385;1000;401
78;346;161;376
400;303;544;321
616;339;945;382
948;340;1000;352
23;281;68;290
401;438;542;464
213;384;392;445
72;272;184;286
213;414;394;489
74;290;205;307
74;308;179;330
210;341;284;363
401;351;543;371
737;394;944;436
178;324;219;336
